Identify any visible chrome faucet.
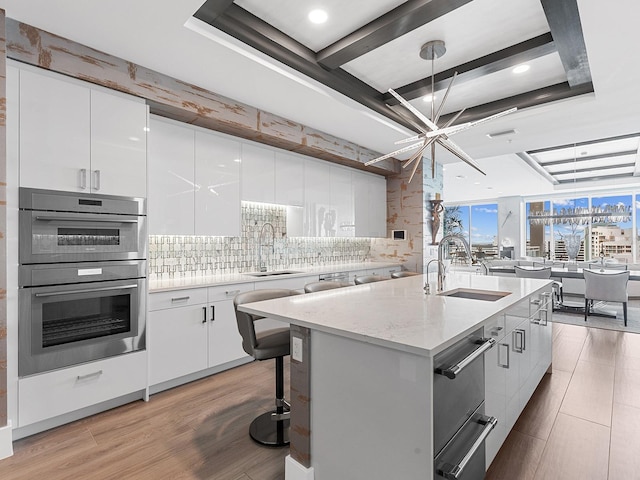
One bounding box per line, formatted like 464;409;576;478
258;222;275;272
434;234;473;291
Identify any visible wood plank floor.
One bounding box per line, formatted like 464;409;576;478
0;322;638;479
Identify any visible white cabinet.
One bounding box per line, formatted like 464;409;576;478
147;117;195;235
90;89;148;197
484;286;552;468
147;116;241;236
19;68;90;192
19;66;147;196
18;351;147;426
148;284;252;387
195;131;241;236
241;143;275;203
354;170;387;238
275;152;304;206
303;159;331;237
330;165;354;237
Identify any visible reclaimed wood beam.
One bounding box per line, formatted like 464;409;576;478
316;0;474;69
6;19;399;175
540;0;592;87
383;33;556;104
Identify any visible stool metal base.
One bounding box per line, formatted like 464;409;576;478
249;411;290;447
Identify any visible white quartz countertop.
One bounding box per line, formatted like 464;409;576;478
148;261;402;292
238;273;551;357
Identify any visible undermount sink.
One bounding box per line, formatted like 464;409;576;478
438;288;511;302
244;270;302;277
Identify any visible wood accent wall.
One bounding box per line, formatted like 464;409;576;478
5;19;398;176
0;9;7;428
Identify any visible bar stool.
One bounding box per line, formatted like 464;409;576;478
391;271;420;279
233;288;300;447
304;280;351;293
354;275;389;285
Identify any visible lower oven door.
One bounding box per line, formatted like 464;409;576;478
19;277;146;376
434;403;497;480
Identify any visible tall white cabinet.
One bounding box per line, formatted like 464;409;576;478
18;66;147;197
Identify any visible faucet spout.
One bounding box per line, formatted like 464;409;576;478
435;234;473;291
258;222;276;272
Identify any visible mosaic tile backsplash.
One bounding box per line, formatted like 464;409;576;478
149;203;372;278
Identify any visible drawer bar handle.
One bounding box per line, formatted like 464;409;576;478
77;370;103;381
440;415;498;479
171;296;190;303
225;290;241;296
435;337;496;379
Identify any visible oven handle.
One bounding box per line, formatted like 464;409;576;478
435;337;496;379
35;284;138;297
34;214;139;224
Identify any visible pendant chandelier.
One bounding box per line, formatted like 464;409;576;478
366;40;517;183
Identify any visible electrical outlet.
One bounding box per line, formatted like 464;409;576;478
292;336;303;362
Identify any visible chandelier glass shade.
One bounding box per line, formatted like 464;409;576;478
527;204;632;225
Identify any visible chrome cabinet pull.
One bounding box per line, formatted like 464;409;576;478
77;370;103;381
498;343;510;368
435;337;497;379
513;329;526;353
210;305;215;321
93;169;101;191
171;296;190;303
79;169;87;190
202;306;207;324
225;289;241;297
35;284;138;297
439;415;498;479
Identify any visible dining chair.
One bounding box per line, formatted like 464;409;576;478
583;269;630;326
354;275;389;285
514;266;563;304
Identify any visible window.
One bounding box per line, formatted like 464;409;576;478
552;197;587;261
589;194;633;263
470;204;498;260
526;201;550;258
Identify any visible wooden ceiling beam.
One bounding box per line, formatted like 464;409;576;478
316;0;473;70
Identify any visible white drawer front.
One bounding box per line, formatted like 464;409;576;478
19;351;147;426
257;275;319;291
148;287;208;311
208;283;254;302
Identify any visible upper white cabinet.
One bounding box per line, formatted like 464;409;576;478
18;66;148;197
303;159;331;237
241;143;275;204
19;68;91;193
275;152;304;207
147;116;241;237
195;131;241;236
90;90;148;197
354;171;387;238
330;165;354;237
147;117;195;235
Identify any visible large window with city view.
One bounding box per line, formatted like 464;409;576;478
526;194;634;263
444;204;498;262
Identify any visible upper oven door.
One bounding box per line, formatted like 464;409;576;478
20;209;146;264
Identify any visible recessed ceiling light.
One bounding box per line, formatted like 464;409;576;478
422;94;435;103
233;158;242;163
512;64;530;74
486;186;494;190
580;151;588;156
473;181;480;185
308;9;328;24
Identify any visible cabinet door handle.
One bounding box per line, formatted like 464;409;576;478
79;169;87;190
77;370;103;381
210;305;215;321
171;296;190;303
93;169;101;191
498;343;509;368
435;337;496;379
513;329;526;353
202;306;207;324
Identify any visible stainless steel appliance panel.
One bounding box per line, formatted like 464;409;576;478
19;269;146;376
19;260;146;288
434;404;496;480
19;188;146;264
433;328;490;456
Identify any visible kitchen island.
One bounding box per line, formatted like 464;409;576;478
238;273;553;480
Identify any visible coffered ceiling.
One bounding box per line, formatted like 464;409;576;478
4;0;640;201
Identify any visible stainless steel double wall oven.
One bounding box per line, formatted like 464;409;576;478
19;188;147;376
